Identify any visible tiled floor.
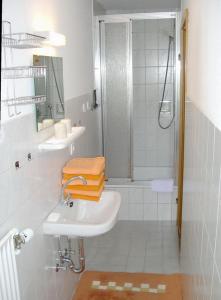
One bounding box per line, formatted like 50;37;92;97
84;221;180;274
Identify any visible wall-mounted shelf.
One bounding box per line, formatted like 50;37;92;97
2;33;46;49
2;95;46;106
38;127;85;151
1;66;47;79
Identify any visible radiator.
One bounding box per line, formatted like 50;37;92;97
0;229;20;300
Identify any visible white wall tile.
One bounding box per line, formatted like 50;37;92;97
158;192;172;204
145;33;158;49
133;85;146;102
171;204;178;221
145;19;158;34
133;68;146;84
132;20;145;33
145;50;158;67
132;19;175;180
146;67;158;84
129;204;144;220
128;188;144;203
134;166;173;180
181;102;221;300
158;204;171;221
146;84;159;102
134;132;147;150
133;50;145;67
132;33;145;50
134;101;147;118
134;150;147;166
158;33;170;49
158;19;173;35
159;67;173;84
144;203;158;220
133;117;147;133
143;189;157;203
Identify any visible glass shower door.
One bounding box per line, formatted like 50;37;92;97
100;21;132;179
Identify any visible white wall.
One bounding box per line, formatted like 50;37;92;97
1;1;100;300
181;0;221;131
93;0;106;15
2;0;94;120
96;0;181;14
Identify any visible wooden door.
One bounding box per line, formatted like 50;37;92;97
177;9;188;239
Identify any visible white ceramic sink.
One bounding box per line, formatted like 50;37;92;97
43;190;121;237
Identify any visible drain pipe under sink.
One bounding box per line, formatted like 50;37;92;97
69;238;85;273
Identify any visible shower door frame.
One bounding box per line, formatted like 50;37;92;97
99;18;133;180
95;12;181;182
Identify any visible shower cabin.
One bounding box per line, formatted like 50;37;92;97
94;13;180;183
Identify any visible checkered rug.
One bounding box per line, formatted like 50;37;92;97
73;271;182;299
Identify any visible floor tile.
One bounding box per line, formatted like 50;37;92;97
144;256;164;273
84;221;180;274
126;256;145;273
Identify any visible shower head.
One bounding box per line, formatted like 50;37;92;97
169;35;174;41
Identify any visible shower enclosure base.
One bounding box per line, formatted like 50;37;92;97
105;178;177;222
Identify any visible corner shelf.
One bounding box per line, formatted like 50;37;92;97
2;95;47;106
2;33;46;49
1;65;47;79
38;127;85;151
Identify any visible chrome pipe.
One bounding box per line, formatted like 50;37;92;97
70;238;85;274
56;237;85;274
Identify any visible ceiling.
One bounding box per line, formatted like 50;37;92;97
95;0;181;12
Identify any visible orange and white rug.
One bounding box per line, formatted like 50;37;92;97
73;271;182;300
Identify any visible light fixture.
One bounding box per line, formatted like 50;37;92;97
35;31;66;47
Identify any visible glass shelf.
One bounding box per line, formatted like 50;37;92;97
2;33;46;49
2;66;47;79
38;127;85;151
2;95;47;106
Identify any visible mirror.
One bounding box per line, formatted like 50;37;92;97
33;55;65;131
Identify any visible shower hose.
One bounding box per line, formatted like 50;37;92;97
158;35;175;129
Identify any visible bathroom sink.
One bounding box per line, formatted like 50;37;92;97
43;190;121;237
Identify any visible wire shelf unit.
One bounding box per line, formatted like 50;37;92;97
1;21;47;117
2;33;46;49
2;95;47;106
2;65;47;79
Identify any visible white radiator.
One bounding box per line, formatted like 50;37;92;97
0;229;20;300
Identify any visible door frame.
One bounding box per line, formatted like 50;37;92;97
177;9;188;239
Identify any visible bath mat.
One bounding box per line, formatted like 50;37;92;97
73;271;182;300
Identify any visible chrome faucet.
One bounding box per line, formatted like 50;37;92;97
61;176;87;206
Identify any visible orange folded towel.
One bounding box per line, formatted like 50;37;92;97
65;179;105;192
62;157;106;202
69;194;101;202
65;181;104;197
65;181;104;202
62;173;105;186
63;157;105;176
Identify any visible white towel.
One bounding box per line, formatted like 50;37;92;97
151;179;174;193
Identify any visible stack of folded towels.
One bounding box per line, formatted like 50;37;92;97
62;157;105;201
